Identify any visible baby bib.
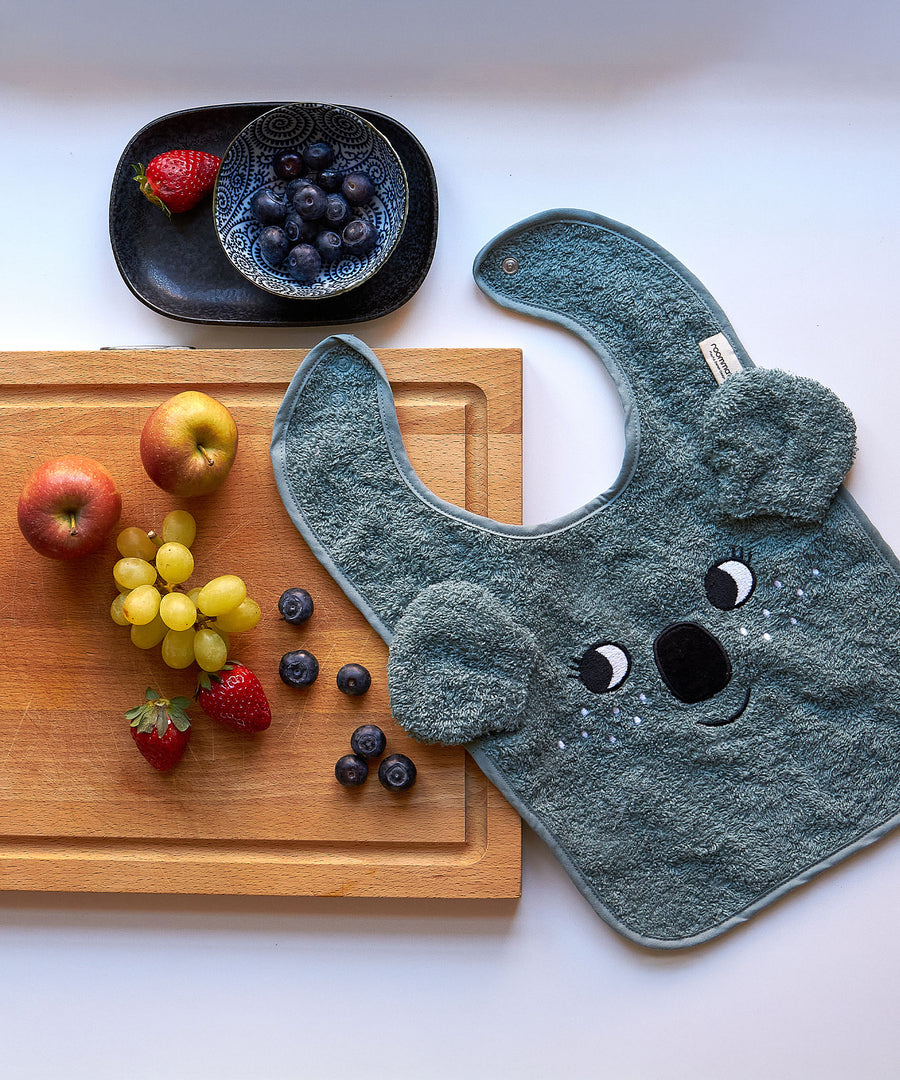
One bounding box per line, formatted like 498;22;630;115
271;210;900;948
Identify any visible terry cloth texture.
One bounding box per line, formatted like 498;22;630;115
270;209;900;949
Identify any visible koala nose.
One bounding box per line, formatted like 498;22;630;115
653;622;732;704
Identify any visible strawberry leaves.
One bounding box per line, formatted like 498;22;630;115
132;163;171;216
195;661;236;694
127;687;192;736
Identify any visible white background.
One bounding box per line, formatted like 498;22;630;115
3;2;900;1076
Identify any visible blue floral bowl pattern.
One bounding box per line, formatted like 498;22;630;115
214;103;409;299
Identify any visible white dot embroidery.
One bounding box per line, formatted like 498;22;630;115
740;626;748;636
763;609;771;618
797;588;805;597
775;580;783;589
633;716;642;725
581;731;589;739
639;693;648;704
609;735;617;744
762;632;772;642
558;739;566;750
580;707;589;717
812;569;820;576
612;707;620;716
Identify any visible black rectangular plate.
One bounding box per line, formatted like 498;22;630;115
109;103;438;327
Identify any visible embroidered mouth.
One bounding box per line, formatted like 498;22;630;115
697;685;751;727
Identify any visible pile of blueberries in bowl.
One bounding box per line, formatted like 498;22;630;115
214;102;409;300
255;145;381;282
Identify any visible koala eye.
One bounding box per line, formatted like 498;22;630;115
705;558;756;610
574;642;631;694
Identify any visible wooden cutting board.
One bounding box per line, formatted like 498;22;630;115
0;347;522;897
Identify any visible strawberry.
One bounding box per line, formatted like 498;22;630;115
132;150;221;216
126;688;192;771
196;662;271;733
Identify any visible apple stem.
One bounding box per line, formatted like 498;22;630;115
197;445;215;468
67;512;78;536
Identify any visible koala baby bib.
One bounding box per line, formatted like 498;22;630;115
271;209;900;948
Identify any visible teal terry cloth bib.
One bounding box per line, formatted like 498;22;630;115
270;209;900;948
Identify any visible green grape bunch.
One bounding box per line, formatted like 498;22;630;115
109;510;261;672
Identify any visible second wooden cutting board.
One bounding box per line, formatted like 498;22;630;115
0;347;522;898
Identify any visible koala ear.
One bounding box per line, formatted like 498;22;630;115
388;581;539;746
699;367;857;523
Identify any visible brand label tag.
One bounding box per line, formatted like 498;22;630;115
699;332;743;385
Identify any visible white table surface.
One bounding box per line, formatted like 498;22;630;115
3;2;900;1076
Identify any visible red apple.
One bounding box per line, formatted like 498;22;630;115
140;391;238;497
17;456;122;560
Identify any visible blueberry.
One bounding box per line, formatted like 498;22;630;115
291;182;327;221
338;664;372;697
284;211;320;245
378;753;417;792
251;188;287;224
341;172;375;205
324;193;352;229
278;587;314;625
286;176;317;203
285;243;322;283
273;150;305;180
279;649;319;687
335;754;368;787
318;167;342;193
316;230;344;263
303;142;334;172
259;225;290;266
350;724;385;758
342;218;377;257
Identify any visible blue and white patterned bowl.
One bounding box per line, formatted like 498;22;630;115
214;103;409;300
